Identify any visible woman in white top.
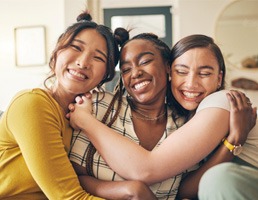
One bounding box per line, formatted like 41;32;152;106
68;34;257;199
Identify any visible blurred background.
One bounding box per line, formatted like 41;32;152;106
0;0;257;111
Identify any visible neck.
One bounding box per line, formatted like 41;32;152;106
129;98;167;121
50;89;75;114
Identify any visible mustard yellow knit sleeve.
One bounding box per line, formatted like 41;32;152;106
6;89;103;200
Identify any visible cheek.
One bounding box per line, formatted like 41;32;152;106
92;65;107;85
171;71;182;83
203;79;220;93
122;75;134;96
171;76;181;90
55;52;68;71
121;74;129;88
54;59;64;76
156;73;168;87
171;80;181;99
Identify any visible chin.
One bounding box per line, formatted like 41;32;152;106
182;103;198;111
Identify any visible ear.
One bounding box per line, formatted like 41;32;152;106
218;70;223;88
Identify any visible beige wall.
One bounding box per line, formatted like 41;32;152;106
174;0;258;105
0;0;85;110
99;0;229;44
0;0;257;110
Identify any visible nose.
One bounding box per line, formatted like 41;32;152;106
76;53;91;69
131;67;143;78
185;74;199;88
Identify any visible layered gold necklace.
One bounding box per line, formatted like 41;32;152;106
131;108;167;121
128;98;167;121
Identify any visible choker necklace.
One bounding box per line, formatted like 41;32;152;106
131;108;167;121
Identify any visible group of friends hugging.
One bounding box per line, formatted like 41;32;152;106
0;10;257;200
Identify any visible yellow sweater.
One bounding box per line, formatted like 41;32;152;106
0;88;103;200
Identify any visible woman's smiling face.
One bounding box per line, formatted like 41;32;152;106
171;47;223;111
55;28;107;95
120;39;170;105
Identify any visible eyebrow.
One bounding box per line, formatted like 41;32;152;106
174;64;215;70
137;51;154;60
120;51;154;67
73;39;108;60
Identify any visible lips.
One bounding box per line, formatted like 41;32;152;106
182;91;201;99
133;81;151;90
180;90;205;104
69;69;88;79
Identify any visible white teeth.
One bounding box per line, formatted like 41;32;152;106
182;91;200;98
69;69;86;79
134;81;150;90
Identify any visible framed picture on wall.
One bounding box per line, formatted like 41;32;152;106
14;26;46;67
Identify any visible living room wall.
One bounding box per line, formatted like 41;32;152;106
0;0;257;111
0;0;85;110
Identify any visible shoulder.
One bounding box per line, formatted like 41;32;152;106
196;90;230;113
5;88;63;129
7;88;60;116
10;88;52;105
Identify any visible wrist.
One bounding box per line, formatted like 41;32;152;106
225;133;239;144
226;132;246;146
222;138;243;156
80;113;98;132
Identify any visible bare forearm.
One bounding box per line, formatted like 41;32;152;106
78;109;229;184
79;114;151;182
69;94;230;184
78;176;157;200
78;175;129;199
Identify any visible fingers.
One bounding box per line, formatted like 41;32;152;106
74;93;92;104
84;92;92;98
68;103;75;112
247;101;252;106
230;90;245;107
85;93;91;98
227;90;252;111
226;92;237;108
66;112;70;119
75;96;83;104
226;90;256;145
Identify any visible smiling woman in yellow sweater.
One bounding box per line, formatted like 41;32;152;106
0;11;156;200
